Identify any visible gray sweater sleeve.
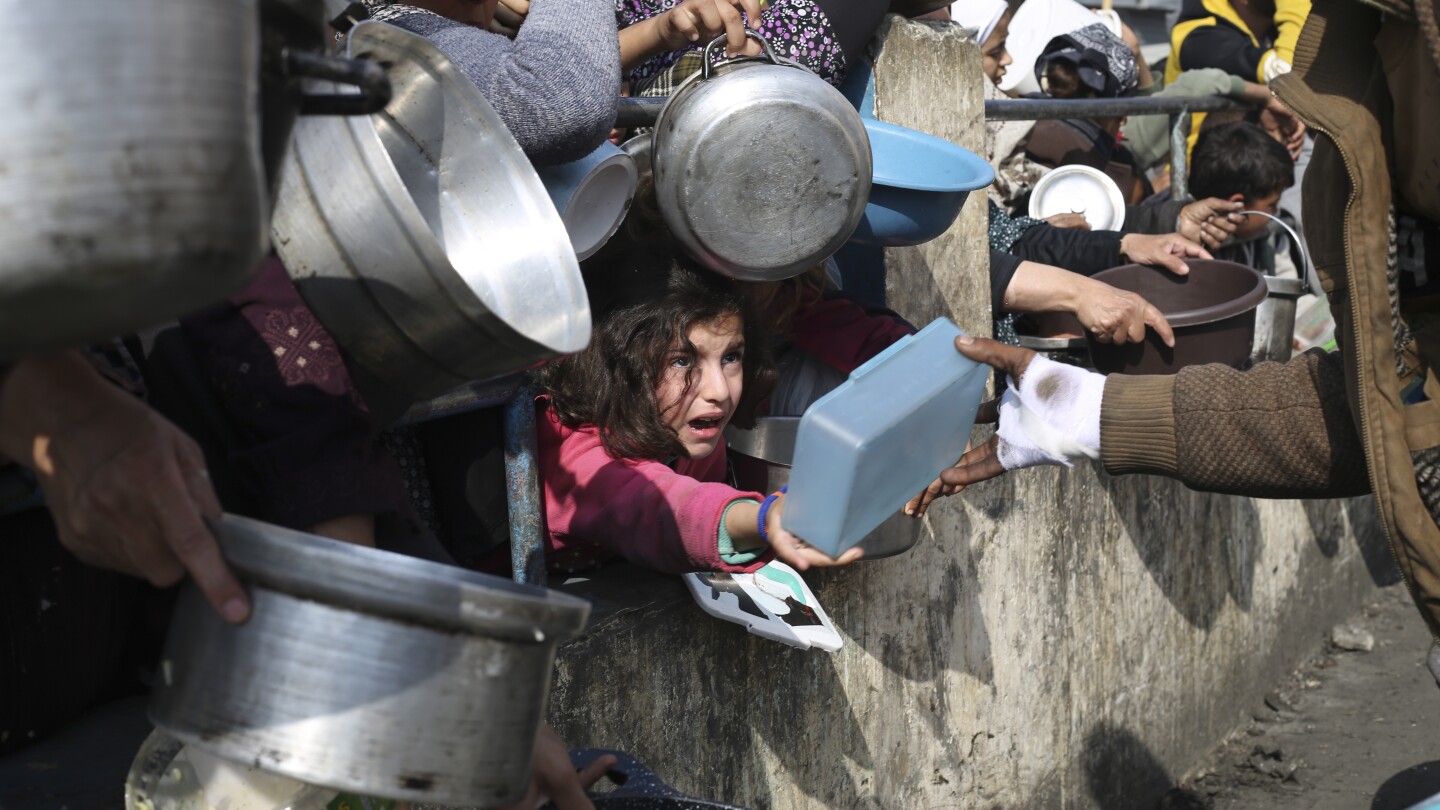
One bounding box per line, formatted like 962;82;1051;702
1119;69;1248;171
386;5;620;165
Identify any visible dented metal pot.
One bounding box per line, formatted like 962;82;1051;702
651;32;872;281
273;22;589;401
148;514;591;806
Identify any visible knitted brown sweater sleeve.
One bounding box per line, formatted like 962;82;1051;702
1100;349;1370;498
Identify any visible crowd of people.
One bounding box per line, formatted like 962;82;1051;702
1;0;1437;805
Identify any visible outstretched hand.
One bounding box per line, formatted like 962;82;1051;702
906;339;1034;517
657;0;763;54
764;495;864;571
1119;232;1212;276
0;351;249;623
907;336;1109;515
1259;96;1307;161
1071;276;1176;347
1177;198;1245;249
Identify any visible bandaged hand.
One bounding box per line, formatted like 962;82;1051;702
907;337;1106;517
993;353;1104;469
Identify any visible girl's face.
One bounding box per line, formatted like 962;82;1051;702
982;15;1014;85
656;314;745;460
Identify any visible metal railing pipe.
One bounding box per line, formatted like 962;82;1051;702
982;95;1247;120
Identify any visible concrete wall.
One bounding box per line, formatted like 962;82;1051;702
549;18;1391;809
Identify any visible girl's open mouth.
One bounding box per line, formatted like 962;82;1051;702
688;416;723;435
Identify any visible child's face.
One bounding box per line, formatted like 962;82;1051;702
982;15;1013;86
656;314;745;460
1234;190;1282;241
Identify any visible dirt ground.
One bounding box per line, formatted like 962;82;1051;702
1161;584;1440;810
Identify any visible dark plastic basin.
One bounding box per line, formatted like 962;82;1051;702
1085;260;1268;375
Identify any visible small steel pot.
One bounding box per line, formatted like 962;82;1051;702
148;514;591;806
652;33;872;281
1243;211;1314;366
273;22;589;401
0;0;268;360
725;417;921;560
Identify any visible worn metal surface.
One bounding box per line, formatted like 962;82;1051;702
272;23;589;401
0;0;268;360
149;515;588;806
548;18;1387;809
652;33;872;281
506;385;549;586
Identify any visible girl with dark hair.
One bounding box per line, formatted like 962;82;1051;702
535;253;865;575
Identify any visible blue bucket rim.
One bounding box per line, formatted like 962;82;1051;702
863;119;994;194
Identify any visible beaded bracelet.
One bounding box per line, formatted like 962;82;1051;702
756;485;787;544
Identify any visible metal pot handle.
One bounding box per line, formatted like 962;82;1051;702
700;29;786;79
1238;209;1316;296
284;49;392;116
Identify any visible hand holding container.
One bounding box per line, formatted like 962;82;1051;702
782;319;989;557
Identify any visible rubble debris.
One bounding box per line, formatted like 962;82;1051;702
1330;623;1375;652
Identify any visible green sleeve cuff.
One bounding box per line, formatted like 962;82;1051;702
1226;75;1248;98
718;499;764;565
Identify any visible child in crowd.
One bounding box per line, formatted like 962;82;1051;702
177;0;624;551
750;263;917;415
1186;121;1297;273
534;252;866;575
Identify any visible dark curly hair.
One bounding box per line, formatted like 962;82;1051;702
536;247;777;461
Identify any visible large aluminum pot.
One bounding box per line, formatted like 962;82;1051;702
0;0;268;361
148;514;591;807
725;417;921;560
273;22;590;401
652;32;872;282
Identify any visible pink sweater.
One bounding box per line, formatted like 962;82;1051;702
535;401;769;575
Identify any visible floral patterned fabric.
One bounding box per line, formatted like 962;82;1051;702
617;0;849;86
178;257;411;531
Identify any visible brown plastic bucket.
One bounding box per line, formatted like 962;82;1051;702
1084;260;1268;375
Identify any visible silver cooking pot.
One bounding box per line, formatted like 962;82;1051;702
273;22;590;401
725;417;921;560
652;32;872;281
0;0;269;360
148;514;591;806
1243;210;1316;366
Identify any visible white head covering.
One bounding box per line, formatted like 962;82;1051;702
949;0;1010;45
998;0;1108;95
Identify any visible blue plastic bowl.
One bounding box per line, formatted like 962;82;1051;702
848;118;995;247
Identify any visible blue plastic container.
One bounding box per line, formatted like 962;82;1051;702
849;119;995;247
783;318;989;557
839;62;995;247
